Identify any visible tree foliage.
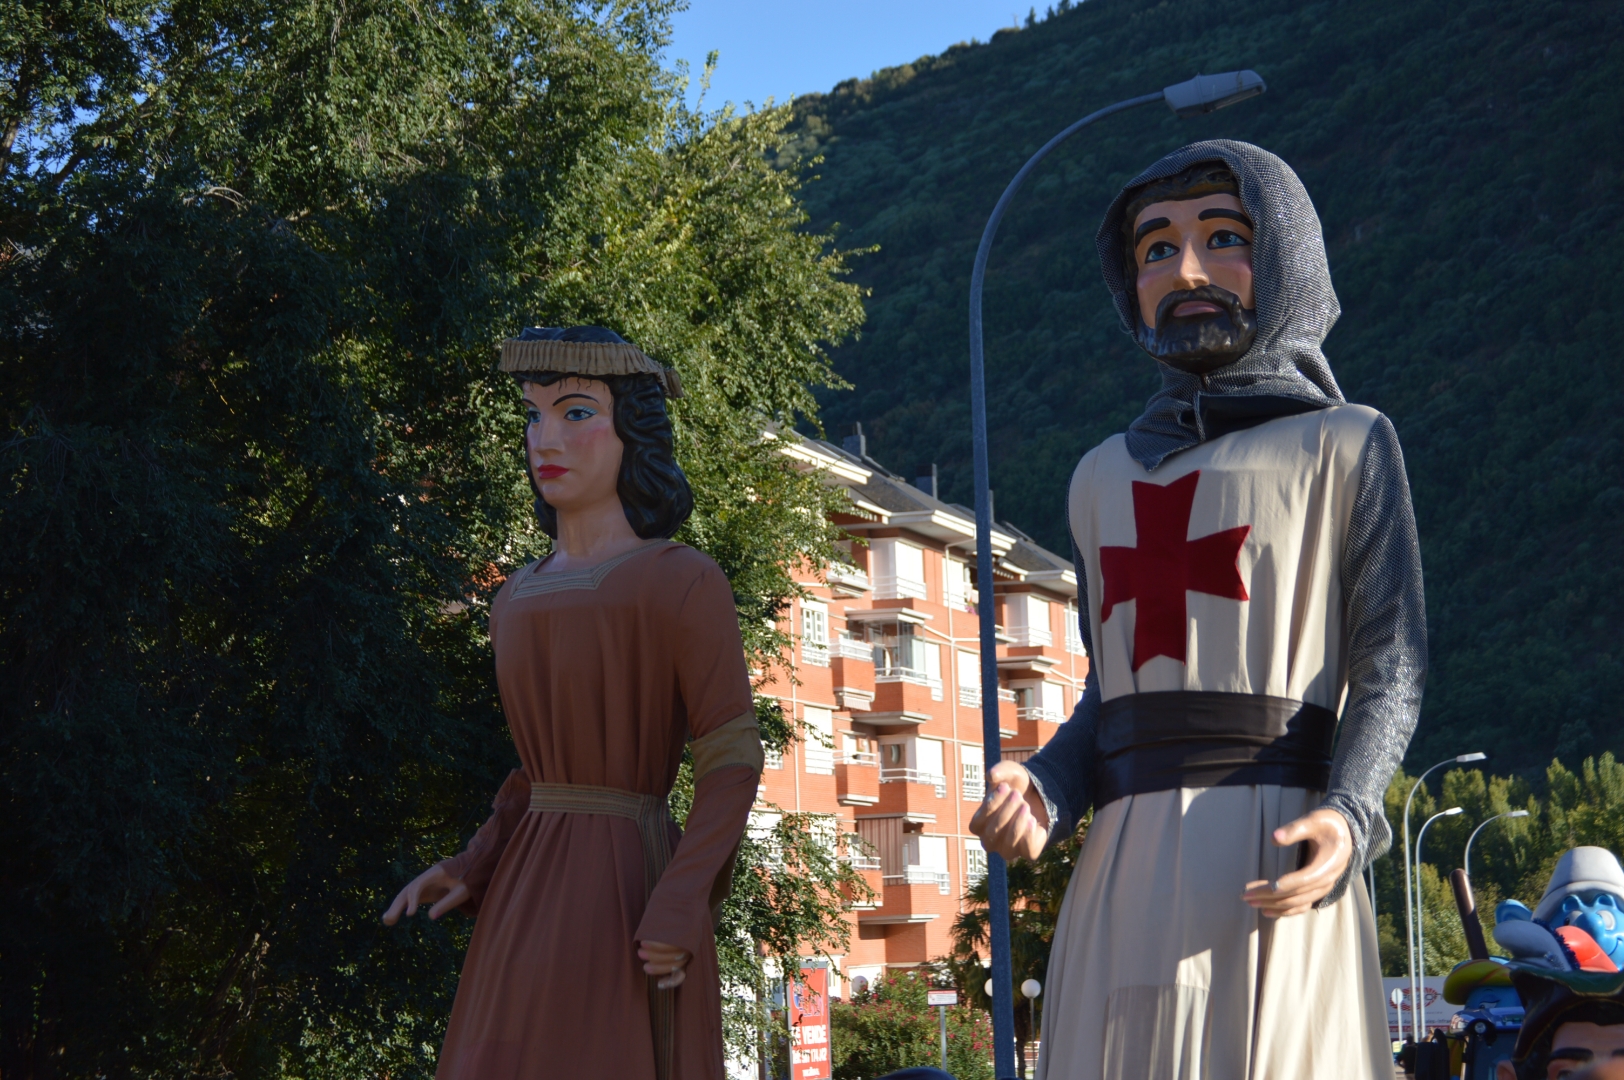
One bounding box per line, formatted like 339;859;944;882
784;0;1624;775
830;968;993;1080
0;2;865;1075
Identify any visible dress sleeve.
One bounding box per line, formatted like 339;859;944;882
437;767;532;916
1022;539;1101;847
634;561;760;958
1315;414;1427;907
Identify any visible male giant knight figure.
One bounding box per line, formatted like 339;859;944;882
971;140;1424;1078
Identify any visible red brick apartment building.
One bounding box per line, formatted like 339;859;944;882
758;428;1088;999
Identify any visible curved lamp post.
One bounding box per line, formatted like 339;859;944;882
1403;752;1484;1043
1414;806;1463;1038
1464;809;1530;881
966;68;1265;1077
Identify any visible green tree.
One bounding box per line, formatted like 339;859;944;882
831;968;993;1080
947;824;1086;1076
0;2;865;1076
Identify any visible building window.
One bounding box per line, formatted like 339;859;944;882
1065;604;1088;656
1005;593;1053;647
869;622;942;697
801;600;829;666
803;706;834;775
956;650;981;707
764;745;783;769
871;538;928;600
943;558;974;610
964;839;988;887
962;760;985;801
1015;681;1069;722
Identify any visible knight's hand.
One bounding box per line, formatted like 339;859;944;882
639;939;692;989
968;762;1050;862
1242;808;1353;918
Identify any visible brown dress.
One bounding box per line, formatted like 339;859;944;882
434;541;758;1080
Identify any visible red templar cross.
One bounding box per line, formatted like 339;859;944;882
1098;470;1250;671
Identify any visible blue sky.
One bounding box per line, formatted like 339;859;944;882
666;0;1038;111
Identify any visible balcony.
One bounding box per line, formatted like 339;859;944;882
801;641;830;667
881;767;947;798
961;775;985;801
873;575;928;601
875;667;943;703
957;686;1018;709
832;637;876;662
1016;705;1065;723
835;753;879;806
826;564;871;597
883;868;951;895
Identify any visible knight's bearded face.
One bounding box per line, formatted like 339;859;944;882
1130;193;1258;374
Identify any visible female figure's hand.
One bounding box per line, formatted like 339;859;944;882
382;863;469;925
638;939;691;989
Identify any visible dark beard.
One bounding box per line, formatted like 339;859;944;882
1135;285;1258;375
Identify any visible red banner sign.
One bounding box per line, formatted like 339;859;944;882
789;967;831;1080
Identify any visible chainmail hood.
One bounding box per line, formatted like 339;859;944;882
1096;140;1346;470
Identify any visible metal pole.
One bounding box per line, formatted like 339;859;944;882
1403;757;1470;1043
969;87;1162;1080
939;1005;949;1070
1464;809;1529;881
1414;808;1462;1040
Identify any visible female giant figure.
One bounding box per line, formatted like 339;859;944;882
385;326;762;1080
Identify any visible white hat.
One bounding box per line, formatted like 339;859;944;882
1533;846;1624;924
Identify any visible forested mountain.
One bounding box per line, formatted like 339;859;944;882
785;0;1624;776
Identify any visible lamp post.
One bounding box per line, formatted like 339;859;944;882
1464;809;1530;881
1415;806;1464;1038
1021;979;1042;1078
1403;752;1484;1044
967;68;1265;1078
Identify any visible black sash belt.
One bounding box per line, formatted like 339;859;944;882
1093;691;1337;808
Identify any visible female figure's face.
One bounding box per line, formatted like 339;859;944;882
522;377;624;514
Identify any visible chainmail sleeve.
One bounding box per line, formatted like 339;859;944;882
1315;414;1426;906
1021;541;1100;848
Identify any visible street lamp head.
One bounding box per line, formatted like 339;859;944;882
1442;807;1464;817
1162;70;1266;118
1508;810;1531;819
1021;979;1042;999
1456;752;1488;763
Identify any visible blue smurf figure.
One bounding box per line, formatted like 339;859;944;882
1497;847;1624;970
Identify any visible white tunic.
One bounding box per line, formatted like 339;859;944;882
1037;406;1392;1080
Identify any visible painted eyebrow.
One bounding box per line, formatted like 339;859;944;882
550;392;601;406
1199;207;1254;228
1134;217;1172;246
1549;1048;1595;1061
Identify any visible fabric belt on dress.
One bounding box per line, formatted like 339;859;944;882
1093;691;1337;808
528;782;677;1080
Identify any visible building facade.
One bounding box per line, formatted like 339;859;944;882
756;431;1087;1000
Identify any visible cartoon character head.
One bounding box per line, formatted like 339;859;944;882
1557;893;1624;970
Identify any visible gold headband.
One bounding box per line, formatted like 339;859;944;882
498;338;685;398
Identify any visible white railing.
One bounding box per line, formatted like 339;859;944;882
846;853;882;871
997;688;1017;703
801;642;830;667
876;669;943;693
961;776;985;801
957;686;981;708
1008;627;1053;647
880;768;947;796
884;868;951;894
826;564;871;591
832;637;875;662
1017;705;1064;723
835;750;879;768
872;575;928;601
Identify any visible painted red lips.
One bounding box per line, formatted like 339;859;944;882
535;465;569;479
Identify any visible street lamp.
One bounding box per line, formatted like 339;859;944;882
1464;809;1530;881
966;68;1265;1079
1403;753;1484;1044
1415;806;1464;1038
1021;979;1042;1077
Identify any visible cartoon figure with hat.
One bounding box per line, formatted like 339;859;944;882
1497;849;1624;973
